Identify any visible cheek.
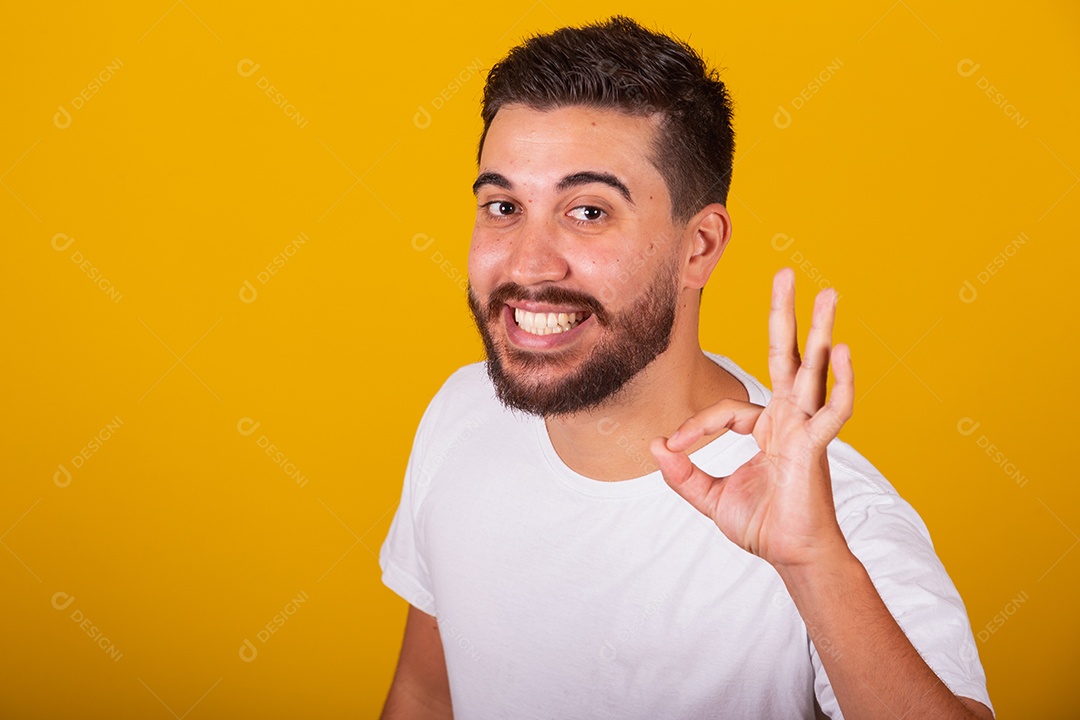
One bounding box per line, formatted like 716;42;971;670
467;230;500;286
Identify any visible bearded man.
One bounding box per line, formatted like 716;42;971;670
379;16;993;720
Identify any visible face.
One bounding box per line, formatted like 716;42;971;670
467;104;686;417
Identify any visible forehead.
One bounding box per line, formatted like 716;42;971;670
480;104;667;193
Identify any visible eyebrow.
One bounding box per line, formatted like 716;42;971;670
472;172;512;195
472;170;635;206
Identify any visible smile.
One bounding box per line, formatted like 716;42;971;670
513;308;588;336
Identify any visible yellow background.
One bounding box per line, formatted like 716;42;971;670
2;1;1076;717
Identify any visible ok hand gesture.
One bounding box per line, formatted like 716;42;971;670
649;268;854;570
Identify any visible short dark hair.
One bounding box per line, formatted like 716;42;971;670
478;16;736;224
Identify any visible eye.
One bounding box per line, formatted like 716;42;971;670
567;205;607;223
482;200;518;218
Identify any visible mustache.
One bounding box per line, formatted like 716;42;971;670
482;282;610;327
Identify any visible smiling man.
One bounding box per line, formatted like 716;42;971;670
380;16;993;719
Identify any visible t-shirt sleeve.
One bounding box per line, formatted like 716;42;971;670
810;439;994;719
378;390;443;618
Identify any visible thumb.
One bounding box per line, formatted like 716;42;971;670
650;437;721;518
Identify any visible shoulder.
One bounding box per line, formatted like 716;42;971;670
823;437;946;563
426;361;499;419
412;361;507;452
439;361;493;396
702;351;772;406
826;437;899;501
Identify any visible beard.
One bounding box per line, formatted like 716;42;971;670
466;256;680;418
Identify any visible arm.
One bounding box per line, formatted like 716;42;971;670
650;268;992;719
380;604;453;719
781;541;992;719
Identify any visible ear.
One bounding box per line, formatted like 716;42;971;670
682;203;732;290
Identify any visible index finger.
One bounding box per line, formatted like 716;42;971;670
768;268;799;398
664;398;765;453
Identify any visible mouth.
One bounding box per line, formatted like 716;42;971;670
500;301;596;349
512;307;590;336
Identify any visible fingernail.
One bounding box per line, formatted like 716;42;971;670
668;430;681;445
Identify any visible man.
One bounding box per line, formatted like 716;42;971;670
379;16;993;719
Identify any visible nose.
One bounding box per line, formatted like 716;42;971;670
505;216;569;287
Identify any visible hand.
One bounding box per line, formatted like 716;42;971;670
649;268;854;569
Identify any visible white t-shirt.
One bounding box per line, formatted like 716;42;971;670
380;353;992;719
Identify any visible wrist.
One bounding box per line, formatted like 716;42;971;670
774;533;861;592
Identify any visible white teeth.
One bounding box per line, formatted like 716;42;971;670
513;308;586;336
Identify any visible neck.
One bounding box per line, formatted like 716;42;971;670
543;329;749;482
